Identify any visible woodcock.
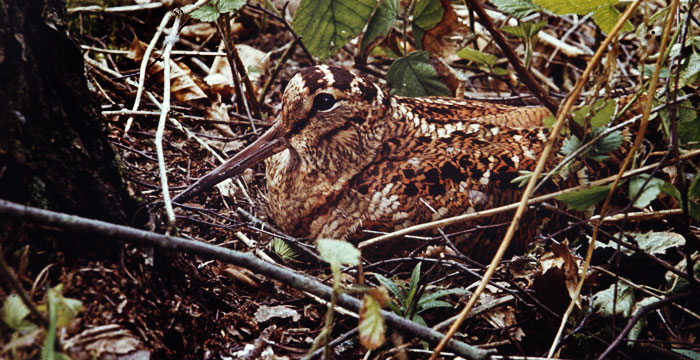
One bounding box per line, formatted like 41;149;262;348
174;65;567;258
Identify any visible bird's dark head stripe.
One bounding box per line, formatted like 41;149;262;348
327;66;353;92
297;67;329;94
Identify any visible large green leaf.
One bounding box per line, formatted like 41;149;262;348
626;231;685;256
292;0;376;58
593;282;634;317
360;0;400;56
572;99;617;128
1;294;36;331
317;239;360;266
187;0;246;22
373;273;406;305
411;0;444;49
387;51;451;97
628;175;665;209
557;185;611;211
533;0;615;15
456;47;498;66
491;0;541;18
358;294;386;349
592;5;634;34
502;20;548;40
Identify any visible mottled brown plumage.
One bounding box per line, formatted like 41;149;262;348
174;65;566;257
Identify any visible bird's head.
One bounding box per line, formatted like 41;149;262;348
173;65;388;203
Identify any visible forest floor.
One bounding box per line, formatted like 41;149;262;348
2;0;699;359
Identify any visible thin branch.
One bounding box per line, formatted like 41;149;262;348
548;1;678;357
462;0;559;116
68;2;163;14
357;146;700;249
247;3;316;65
0;247;49;327
125;12;172;135
0;199;492;360
596;293;690;360
429;1;644;358
155;12;182;230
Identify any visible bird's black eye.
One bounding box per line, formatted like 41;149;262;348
312;93;336;112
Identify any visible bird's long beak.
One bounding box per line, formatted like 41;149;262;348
173;123;286;204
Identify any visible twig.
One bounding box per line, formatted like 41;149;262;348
462;0;559;116
81;45;228;57
429;2;644;358
247;2;316;65
68;2;163;14
0;199;492;360
216;14;262;121
532;93;694;195
592;266;700;321
258;39;296;106
596;293;690;360
547;1;677;357
0;246;49;327
155;13;182;230
357;146;700;250
125;12;172;135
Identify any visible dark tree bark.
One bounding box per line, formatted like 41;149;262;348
0;0;135;224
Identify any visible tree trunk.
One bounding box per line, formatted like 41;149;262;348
0;0;135;224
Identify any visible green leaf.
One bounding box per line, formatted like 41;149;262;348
373;273;406;305
625;231;685;256
217;0;246;14
591;99;618;128
456;47;498;66
360;0;400;56
677;111;700;146
46;285;83;328
592;282;635;317
271;237;298;260
316;239;361;266
671;348;700;360
387;51;451;97
588;129;623;161
418;288;469;307
412;0;444;49
502;20;548;40
543;114;556;129
688;173;700;221
672;349;700;360
561;135;582;156
658;92;700;145
490;0;541;18
188;0;245;21
404;262;422;313
627;296;658;344
665;257;700;294
533;0;615;15
593;5;634;34
681;50;700;86
1;294;36;331
572;99;617;128
190;3;221;22
557;185;611;211
628;175;665;209
358;294;386;350
292;0;376;58
492;66;510;76
416;300;452;312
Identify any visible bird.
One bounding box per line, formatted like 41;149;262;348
173;65;569;259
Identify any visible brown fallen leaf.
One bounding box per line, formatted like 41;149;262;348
421;0;470;57
223;265;260;288
128;37;207;103
205;43;270;97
